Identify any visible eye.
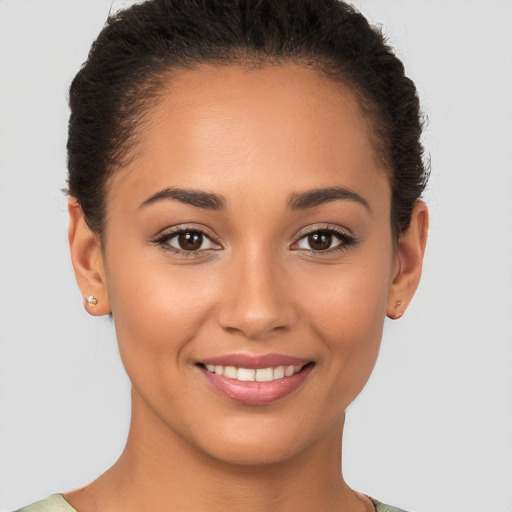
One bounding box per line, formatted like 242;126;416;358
157;229;219;252
295;229;353;252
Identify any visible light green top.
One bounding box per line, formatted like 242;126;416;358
14;495;77;512
14;493;410;512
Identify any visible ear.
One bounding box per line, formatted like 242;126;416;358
68;198;111;316
387;201;429;319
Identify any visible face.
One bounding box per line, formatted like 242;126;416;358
92;64;400;464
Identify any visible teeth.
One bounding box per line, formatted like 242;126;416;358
237;368;255;381
203;363;305;381
224;366;237;379
284;365;295;377
273;366;285;379
255;368;273;382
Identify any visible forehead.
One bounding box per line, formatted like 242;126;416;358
109;63;389;210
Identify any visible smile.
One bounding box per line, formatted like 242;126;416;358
204;364;304;382
197;355;315;405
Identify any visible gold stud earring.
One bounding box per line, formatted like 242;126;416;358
394;300;405;319
85;295;98;306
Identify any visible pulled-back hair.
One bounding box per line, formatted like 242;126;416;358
68;0;428;236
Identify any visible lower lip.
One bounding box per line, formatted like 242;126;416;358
198;364;314;405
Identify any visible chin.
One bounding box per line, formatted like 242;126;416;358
188;413;340;468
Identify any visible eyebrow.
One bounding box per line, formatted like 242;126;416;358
140;185;369;213
288;186;370;212
139;187;226;210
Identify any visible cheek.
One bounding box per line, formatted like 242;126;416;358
300;253;393;404
303;252;392;338
307;271;388;359
104;245;218;363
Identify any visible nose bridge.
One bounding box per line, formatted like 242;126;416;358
217;243;296;339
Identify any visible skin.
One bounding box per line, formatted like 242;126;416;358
66;64;428;512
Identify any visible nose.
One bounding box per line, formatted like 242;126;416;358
217;249;298;340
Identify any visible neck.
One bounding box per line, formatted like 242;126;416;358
67;388;368;512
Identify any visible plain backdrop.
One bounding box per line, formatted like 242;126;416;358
0;1;511;511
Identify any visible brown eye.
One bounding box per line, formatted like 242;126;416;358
165;230;216;252
178;232;203;250
296;229;349;252
307;232;332;251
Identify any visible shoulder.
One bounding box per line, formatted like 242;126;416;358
371;497;412;512
13;494;77;512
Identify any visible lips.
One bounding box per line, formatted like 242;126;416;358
197;353;314;405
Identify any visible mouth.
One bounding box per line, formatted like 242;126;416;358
196;355;315;405
200;363;308;382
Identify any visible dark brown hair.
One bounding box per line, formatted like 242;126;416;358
67;0;428;236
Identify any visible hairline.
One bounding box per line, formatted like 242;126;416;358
96;56;396;239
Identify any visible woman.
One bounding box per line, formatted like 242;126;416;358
15;0;429;510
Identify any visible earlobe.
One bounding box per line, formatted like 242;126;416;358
68;198;111;316
387;201;429;320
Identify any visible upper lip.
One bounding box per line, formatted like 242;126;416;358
198;353;312;369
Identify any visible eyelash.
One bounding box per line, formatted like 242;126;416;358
153;226;221;257
153;225;358;257
292;225;358;255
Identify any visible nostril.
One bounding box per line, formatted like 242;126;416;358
217;306;298;340
215;264;300;339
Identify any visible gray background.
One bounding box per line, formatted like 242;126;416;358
1;1;511;511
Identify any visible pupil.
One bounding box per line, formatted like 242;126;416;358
178;231;202;250
309;232;332;250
